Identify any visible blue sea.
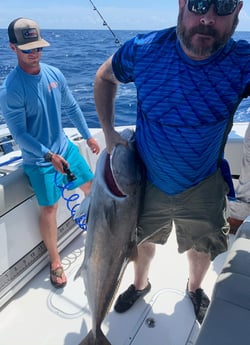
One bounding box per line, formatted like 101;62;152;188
0;29;249;128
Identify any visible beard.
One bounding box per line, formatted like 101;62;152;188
176;9;239;58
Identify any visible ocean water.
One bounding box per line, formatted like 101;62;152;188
0;29;249;128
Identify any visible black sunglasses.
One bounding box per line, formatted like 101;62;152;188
19;47;43;54
188;0;239;16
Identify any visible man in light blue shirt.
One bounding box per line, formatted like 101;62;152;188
0;18;100;288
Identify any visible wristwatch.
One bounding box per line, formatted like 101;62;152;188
44;152;54;162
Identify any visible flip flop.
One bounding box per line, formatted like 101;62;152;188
50;264;67;288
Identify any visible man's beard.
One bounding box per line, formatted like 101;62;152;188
176;10;239;58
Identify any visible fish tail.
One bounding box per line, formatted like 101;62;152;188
79;331;94;345
79;329;112;345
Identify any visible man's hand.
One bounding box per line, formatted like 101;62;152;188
87;137;100;155
50;153;68;174
104;129;128;154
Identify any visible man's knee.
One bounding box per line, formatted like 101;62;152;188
138;241;156;259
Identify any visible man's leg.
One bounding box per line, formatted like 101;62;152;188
134;242;156;289
186;248;211;323
114;242;155;313
187;248;210;291
80;180;92;196
40;203;67;287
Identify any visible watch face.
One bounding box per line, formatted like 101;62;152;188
44;152;52;162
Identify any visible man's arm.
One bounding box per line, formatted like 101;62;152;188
94;56;127;153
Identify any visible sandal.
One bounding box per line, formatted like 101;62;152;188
50;264;67;288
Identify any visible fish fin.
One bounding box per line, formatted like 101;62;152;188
79;330;111;345
75;195;91;219
74;265;82;281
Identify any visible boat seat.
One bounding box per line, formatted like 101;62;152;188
194;219;250;345
0;166;34;217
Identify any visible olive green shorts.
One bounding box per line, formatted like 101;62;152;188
137;169;230;260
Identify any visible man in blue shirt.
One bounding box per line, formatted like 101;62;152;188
94;0;250;323
0;18;100;288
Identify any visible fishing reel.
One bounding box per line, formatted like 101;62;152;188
63;164;77;183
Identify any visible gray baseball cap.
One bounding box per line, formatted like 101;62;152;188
8;17;50;49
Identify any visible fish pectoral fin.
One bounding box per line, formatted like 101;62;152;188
73;266;82;281
75;195;91;219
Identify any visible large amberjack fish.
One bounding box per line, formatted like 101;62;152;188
76;128;145;345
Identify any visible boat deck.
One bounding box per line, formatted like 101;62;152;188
0;227;235;345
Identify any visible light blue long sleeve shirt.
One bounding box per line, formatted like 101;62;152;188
0;63;91;165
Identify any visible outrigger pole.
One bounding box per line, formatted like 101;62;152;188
88;0;122;47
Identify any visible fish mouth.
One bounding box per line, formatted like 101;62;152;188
104;153;126;197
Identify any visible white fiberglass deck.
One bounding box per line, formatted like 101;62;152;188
0;227;235;345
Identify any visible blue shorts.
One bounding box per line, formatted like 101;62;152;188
23;140;94;206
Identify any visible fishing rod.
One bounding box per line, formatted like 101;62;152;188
88;0;122;47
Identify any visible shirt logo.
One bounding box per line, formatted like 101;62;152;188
48;82;58;92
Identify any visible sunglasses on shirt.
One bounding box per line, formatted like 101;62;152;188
19;47;43;54
188;0;239;16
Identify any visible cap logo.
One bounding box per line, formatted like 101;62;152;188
22;28;38;40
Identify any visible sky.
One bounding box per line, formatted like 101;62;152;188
1;0;250;31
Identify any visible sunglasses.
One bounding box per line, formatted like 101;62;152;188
19;47;43;54
188;0;239;16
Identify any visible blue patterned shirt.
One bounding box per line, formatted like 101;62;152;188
112;27;250;194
